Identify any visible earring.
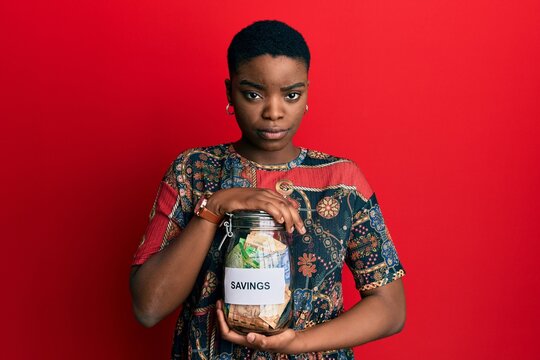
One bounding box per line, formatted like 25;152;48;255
305;104;309;113
226;103;235;115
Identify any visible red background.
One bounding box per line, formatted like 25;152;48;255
1;1;539;359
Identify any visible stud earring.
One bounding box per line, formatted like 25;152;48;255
226;103;235;115
305;104;309;113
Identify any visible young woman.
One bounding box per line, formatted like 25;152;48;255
130;20;406;359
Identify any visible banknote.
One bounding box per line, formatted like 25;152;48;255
225;230;293;332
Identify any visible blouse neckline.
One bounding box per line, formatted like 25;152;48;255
227;143;307;171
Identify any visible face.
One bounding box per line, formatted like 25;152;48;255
226;55;309;163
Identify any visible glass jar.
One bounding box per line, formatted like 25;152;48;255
222;211;294;335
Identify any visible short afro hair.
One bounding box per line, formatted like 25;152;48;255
227;20;311;76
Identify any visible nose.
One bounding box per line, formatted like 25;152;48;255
262;96;284;121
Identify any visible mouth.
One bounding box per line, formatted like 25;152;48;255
256;128;290;140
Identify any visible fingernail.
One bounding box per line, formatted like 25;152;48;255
247;333;256;343
278;217;284;223
289;226;294;233
301;226;306;234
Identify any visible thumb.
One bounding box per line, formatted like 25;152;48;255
246;332;268;349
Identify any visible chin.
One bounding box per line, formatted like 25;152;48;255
258;139;292;152
241;131;297;154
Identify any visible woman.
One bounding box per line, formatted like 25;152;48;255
130;20;406;359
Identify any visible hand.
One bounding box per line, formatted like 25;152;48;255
208;188;306;234
215;300;305;354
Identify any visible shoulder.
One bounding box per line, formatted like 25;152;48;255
169;143;234;174
301;147;356;169
162;143;231;186
173;143;231;164
301;148;374;200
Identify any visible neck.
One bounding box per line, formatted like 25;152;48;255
233;140;300;165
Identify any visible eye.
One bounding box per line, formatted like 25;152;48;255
243;91;262;101
286;92;301;101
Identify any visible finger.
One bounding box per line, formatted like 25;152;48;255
266;194;305;234
260;192;299;225
260;188;287;199
215;301;252;346
250;199;286;225
250;329;297;352
288;205;306;234
248;191;303;233
264;191;306;234
225;188;282;214
276;200;296;234
245;332;270;350
215;300;231;335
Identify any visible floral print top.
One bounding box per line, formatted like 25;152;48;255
133;143;405;359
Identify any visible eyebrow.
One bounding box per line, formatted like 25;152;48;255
239;80;306;91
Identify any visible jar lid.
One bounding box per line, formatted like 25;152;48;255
230;211;284;230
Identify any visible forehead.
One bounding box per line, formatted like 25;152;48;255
233;55;308;85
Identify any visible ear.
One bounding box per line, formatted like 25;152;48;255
224;79;232;103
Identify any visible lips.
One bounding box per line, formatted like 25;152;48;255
256;128;289;140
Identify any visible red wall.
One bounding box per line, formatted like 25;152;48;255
2;1;539;358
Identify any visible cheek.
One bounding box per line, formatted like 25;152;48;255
233;109;258;132
235;106;256;121
291;106;306;124
232;95;258;117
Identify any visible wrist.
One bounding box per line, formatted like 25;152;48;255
205;190;225;216
297;330;310;354
194;194;223;224
287;329;309;354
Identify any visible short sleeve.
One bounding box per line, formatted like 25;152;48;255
345;193;405;292
132;156;192;265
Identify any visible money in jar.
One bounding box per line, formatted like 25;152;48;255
221;211;294;335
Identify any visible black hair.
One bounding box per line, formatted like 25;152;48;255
227;20;311;75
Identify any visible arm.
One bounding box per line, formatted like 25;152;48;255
130;215;217;327
216;278;406;353
130;187;306;327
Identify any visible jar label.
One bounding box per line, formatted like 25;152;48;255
224;267;285;305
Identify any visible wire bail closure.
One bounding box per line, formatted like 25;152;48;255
218;213;234;250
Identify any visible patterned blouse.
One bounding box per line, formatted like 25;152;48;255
133;143;405;360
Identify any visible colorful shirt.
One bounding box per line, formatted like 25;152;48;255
133;144;405;359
